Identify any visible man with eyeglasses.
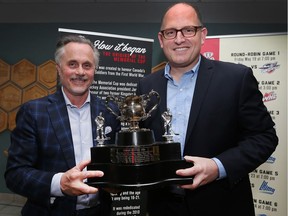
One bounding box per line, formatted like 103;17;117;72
136;2;278;216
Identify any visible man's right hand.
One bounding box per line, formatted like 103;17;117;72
60;160;104;196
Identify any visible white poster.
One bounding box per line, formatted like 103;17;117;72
59;28;154;216
59;28;154;99
201;33;287;216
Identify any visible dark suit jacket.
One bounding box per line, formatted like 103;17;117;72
5;89;120;216
136;57;278;216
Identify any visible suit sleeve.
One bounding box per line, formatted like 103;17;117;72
217;67;278;186
5;103;55;206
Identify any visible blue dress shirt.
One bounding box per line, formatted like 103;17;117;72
51;88;99;209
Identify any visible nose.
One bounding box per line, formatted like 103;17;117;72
76;66;85;75
175;31;185;43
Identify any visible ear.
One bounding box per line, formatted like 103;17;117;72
56;64;62;81
158;32;164;48
56;64;60;73
201;28;208;45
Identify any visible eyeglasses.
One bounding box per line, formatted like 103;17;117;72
160;26;203;40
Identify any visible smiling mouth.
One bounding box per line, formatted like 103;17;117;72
174;47;188;51
71;78;87;84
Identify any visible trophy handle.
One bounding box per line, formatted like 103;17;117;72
142;90;160;120
105;96;121;119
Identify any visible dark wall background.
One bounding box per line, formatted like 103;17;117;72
0;22;287;193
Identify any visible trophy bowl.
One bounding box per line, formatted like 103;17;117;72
87;90;193;190
105;89;160;131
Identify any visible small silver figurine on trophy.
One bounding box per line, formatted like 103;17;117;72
95;112;110;146
162;108;178;142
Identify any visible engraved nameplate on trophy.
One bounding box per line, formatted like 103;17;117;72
87;90;193;189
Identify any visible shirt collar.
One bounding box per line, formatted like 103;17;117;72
61;86;91;108
164;55;202;81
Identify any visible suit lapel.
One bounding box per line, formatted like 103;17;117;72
184;58;214;152
47;90;76;168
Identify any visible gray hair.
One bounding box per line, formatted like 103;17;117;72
54;34;100;67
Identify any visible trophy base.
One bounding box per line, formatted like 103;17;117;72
87;141;193;190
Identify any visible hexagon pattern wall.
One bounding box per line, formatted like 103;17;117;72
0;59;57;133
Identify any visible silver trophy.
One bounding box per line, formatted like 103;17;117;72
87;90;193;189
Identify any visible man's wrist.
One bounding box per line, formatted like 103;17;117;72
212;157;227;180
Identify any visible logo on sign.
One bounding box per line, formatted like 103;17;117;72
203;52;215;60
259;62;280;74
266;156;276;164
263;91;277;102
259;181;275;194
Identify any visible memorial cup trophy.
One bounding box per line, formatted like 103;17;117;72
87;90;193;189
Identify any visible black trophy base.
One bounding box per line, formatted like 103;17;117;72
87;137;193;190
87;158;193;190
